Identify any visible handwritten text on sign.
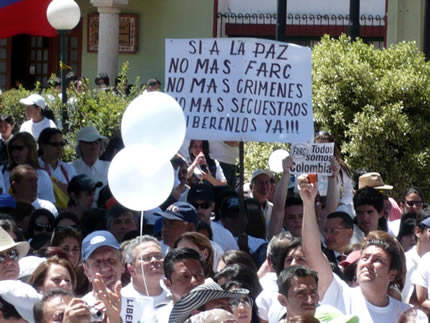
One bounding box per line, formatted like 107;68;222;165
290;143;334;176
165;38;313;143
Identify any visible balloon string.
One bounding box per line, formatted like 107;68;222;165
140;210;150;297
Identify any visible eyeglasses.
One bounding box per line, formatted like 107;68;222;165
10;145;25;151
34;223;52;231
0;249;19;263
139;253;164;263
48;141;66;147
230;296;253;308
406;200;424;207
192;202;211;209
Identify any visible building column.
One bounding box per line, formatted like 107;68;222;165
91;0;128;86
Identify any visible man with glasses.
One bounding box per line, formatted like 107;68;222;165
0;227;29;281
122;235;170;308
187;184;238;252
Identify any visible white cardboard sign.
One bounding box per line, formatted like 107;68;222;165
290;142;334;176
165;38;313;143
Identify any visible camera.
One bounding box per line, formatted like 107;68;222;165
89;306;104;322
200;164;208;173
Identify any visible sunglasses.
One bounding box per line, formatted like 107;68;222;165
34;223;52;231
406;200;424;207
10;145;25;151
48;141;66;148
230;296;253;308
191;202;211;209
0;249;19;263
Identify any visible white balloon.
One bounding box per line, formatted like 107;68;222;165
121;92;186;161
108;145;174;211
268;149;290;173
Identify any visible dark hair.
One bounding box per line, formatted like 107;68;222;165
327;211;354;229
38;128;63;156
163;248;203;281
7;132;40;170
0;296;22;319
33;288;73;323
224;280;260;323
53;212;81;231
188;140;217;178
397;217;416;242
106;204;139;230
268;232;293;274
352;168;369;191
95;73;110;86
277;265;319;297
28;255;76;292
214;263;262;299
416;207;430;229
285;196;303;208
147;78;161;87
50;226;82;248
353;186;385;213
28;209;55;238
99;135;124;162
361;231;406;291
0;115;14;125
276;238;303;276
219;250;257;272
196;221;213;240
403;187;424;202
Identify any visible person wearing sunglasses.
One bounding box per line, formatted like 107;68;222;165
401;187;425;215
38;128;77;198
27;209;55;239
18;93;57;141
0;227;29;281
4;132;55;204
187;183;239;252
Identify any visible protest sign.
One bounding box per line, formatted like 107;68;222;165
120;296;154;323
165;38;313;143
290;142;334;176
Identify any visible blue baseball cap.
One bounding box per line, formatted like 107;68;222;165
81;230;120;261
0;194;16;209
161;202;198;225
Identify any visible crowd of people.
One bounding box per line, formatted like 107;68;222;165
0;89;429;323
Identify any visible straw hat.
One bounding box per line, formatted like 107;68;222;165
358;172;393;190
0;227;29;259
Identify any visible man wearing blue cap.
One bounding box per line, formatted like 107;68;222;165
81;230;124;306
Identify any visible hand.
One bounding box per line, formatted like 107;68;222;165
63;298;91;323
297;174;318;205
330;157;341;178
93;273;122;323
282;156;294;173
195;152;206;166
199;168;213;182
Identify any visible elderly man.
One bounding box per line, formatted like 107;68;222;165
249;169;273;226
123;235;170;307
9;165;58;216
155;248;205;323
81;230;124;307
0;227;29;281
71;126;109;205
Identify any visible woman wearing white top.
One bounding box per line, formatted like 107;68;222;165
3;132;55;203
19;93;57;140
38;128;76;194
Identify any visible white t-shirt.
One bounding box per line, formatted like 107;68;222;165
121;282;170;308
211;221;239;252
39;158;77;184
403;246;422;302
192;159;226;183
4;168;55;203
32;198;58;217
412;252;430;299
256;272;278;321
323;274;426;322
209;141;239;165
20;117;57;141
154;300;173;323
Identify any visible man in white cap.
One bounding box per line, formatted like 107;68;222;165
19;94;56;140
0;227;29;281
249;169;273;226
71;125;109;204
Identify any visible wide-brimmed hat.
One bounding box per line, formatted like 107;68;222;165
358;172;393;190
169;278;248;323
0;227;29;259
19;94;46;110
185;309;238;323
76;125;107;142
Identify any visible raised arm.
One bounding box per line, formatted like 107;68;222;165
268;156;293;239
298;174;334;298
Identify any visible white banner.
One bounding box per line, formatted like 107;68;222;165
165;38;313;143
121;296;155;323
290;143;334;176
